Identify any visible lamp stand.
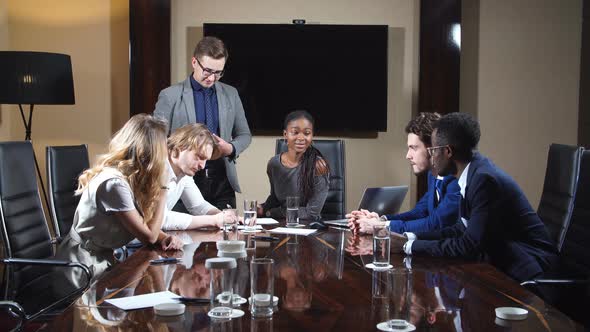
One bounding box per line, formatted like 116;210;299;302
18;104;53;227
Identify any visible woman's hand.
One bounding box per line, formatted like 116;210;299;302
160;234;184;251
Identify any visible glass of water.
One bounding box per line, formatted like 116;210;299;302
250;258;274;317
388;267;412;329
286;196;299;227
243;199;257;232
222;208;237;239
206;257;237;319
373;224;391;268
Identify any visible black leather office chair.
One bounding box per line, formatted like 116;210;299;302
522;150;590;328
536;144;583;252
275;139;346;220
46;144;89;240
0;141;91;328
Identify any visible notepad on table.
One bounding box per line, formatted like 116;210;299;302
236;225;264;230
256;218;279;225
105;290;180;310
268;227;317;236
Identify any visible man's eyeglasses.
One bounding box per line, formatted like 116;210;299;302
196;58;224;79
426;145;449;157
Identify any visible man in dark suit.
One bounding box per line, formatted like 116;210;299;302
348;112;461;234
393;112;557;282
154;36;252;209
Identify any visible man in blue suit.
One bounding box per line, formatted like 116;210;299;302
394;112;557;282
348;113;461;234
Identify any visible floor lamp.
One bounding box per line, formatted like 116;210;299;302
0;51;76;227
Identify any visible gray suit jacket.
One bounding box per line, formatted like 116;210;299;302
153;76;252;193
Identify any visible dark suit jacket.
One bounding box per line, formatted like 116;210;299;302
385;173;461;233
412;153;557;282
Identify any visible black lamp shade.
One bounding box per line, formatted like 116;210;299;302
0;51;75;105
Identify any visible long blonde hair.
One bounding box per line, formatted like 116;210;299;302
76;114;168;223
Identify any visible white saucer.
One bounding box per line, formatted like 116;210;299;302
376;321;416;331
248;295;279;306
218;250;247;258
241;229;262;233
207;309;245;319
154;303;185;316
495;307;528;320
365;263;393;270
233;295;248;305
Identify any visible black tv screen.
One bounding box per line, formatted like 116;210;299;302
203;23;388;133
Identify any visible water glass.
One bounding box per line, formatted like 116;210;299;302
222;208;237;240
244;199;258;232
373;224;391;267
250;258;274;317
251;317;273;332
372;269;391;299
206;257;237;319
286;196;300;227
388;267;412;329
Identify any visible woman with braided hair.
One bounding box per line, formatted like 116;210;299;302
258;110;330;221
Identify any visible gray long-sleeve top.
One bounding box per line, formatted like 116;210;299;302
261;154;329;221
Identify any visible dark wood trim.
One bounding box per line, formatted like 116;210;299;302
129;0;171;116
417;0;461;199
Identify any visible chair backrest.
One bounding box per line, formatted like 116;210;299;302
537;143;583;252
560;150;590;274
46;145;89;238
0;142;53;292
0;142;53;259
275;139;345;220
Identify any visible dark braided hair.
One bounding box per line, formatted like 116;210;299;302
284;110;330;205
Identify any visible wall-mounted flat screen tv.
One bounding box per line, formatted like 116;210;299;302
203;23;388;133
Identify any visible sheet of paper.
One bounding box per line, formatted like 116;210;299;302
236;225;263;230
268;227;317;236
256;218;279;225
105;291;180;310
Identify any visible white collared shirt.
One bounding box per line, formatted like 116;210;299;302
402;164;471;255
457;162;471;227
162;160;216;230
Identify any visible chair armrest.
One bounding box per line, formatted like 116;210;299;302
1;258;93;321
0;300;25;331
521;278;590;286
2;258;92;285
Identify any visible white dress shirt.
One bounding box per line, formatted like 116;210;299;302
403;163;471;255
162;160;216;230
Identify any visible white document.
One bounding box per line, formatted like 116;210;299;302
268;227;317;236
256;218;279;225
105;290;180;310
236;225;263;230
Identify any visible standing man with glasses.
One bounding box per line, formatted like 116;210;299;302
154;36;252;209
348;113;461;235
390;112;557;282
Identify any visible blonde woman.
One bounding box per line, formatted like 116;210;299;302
57;114;183;285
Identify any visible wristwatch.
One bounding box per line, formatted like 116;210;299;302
265;210;271;217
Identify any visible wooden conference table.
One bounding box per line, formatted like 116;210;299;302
45;225;582;331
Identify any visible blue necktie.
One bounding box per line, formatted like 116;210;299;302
434;179;442;206
204;88;217;134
